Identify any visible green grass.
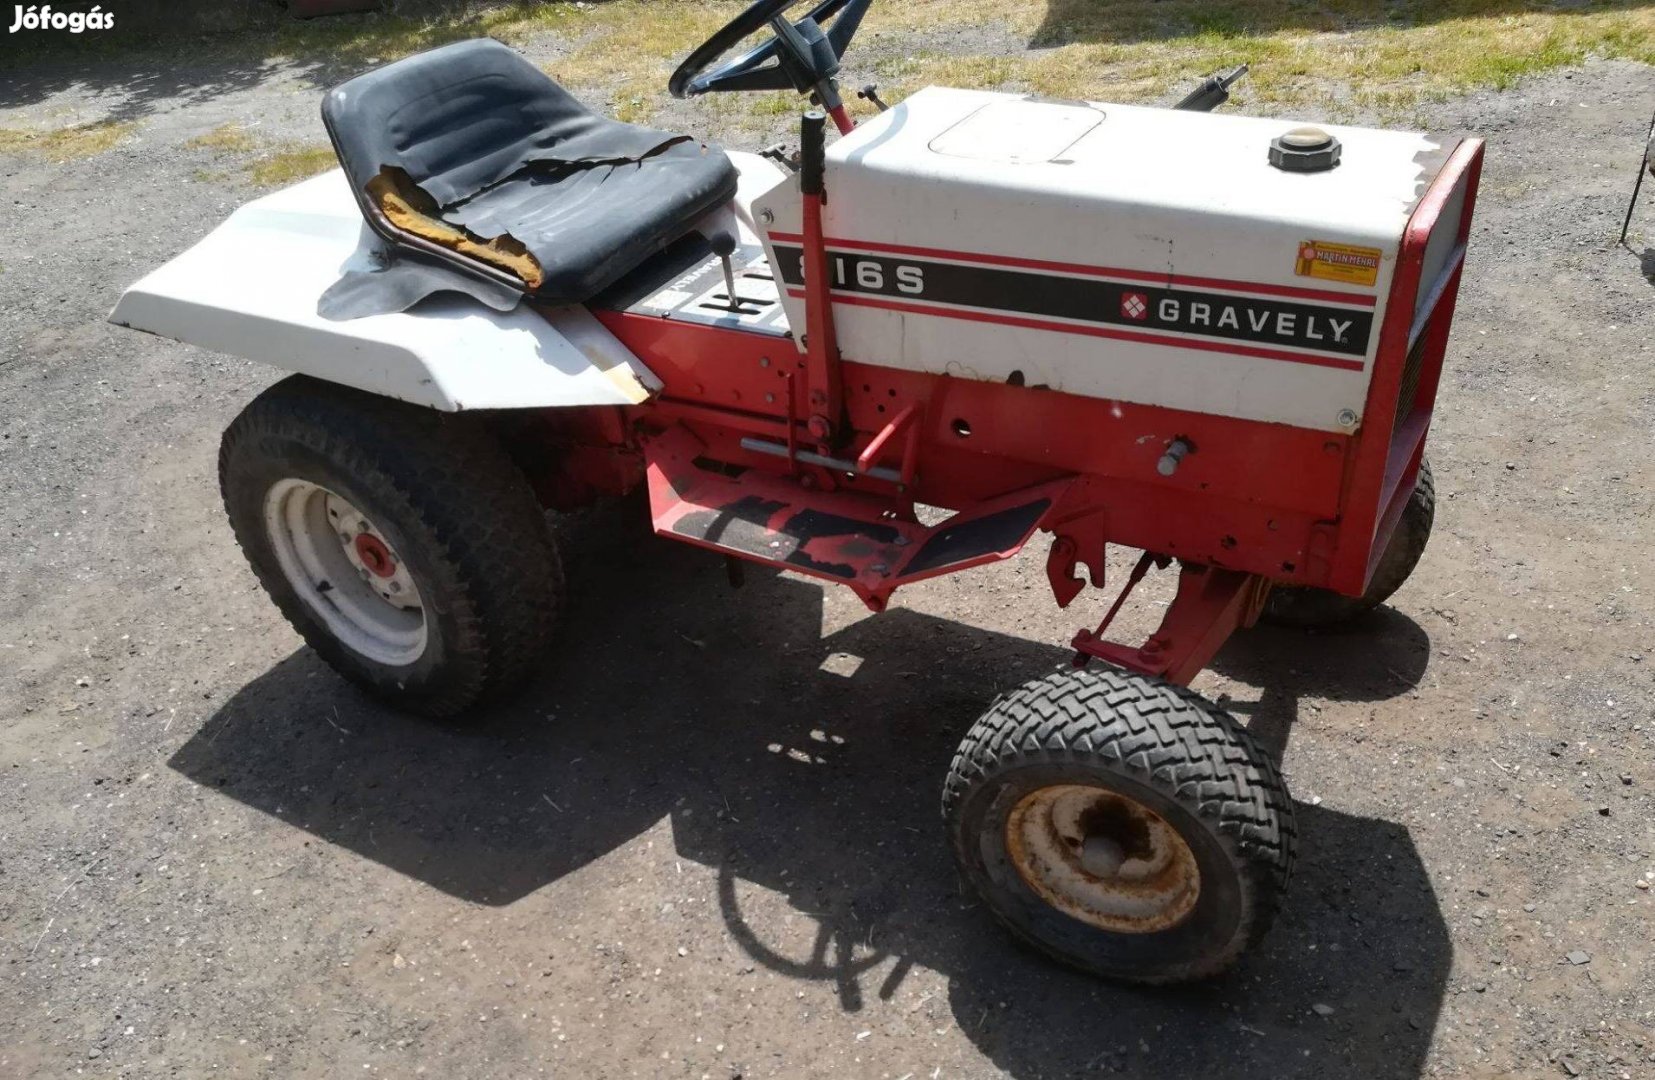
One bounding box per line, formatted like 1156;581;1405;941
181;123;336;187
0;121;134;162
4;2;1653;141
185;123;259;154
861;2;1655;116
246;145;337;187
494;2;1655;122
260;1;588;67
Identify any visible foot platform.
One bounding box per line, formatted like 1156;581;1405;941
644;426;1067;610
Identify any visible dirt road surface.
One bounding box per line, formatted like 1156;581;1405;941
2;38;1653;1080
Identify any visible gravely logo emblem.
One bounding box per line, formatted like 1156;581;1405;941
1295;239;1382;288
1152;296;1358;350
771;243;1377;360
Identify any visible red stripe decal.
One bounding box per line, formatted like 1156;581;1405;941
784;288;1368;372
766;231;1377;308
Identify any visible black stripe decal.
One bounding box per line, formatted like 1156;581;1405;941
772;245;1374;358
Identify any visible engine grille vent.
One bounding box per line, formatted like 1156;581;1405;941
1393;334;1428;435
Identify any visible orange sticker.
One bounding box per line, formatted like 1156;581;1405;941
1295;240;1382;288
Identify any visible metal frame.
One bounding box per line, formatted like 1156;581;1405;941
547;128;1486;687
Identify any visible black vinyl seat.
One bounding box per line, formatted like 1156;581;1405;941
321;38;739;303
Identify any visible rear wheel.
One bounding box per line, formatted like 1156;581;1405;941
1263;457;1435;628
943;667;1295;984
220;376;563;718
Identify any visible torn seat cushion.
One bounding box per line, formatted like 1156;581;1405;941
322;37;739;303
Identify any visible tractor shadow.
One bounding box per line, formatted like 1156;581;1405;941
1213;606;1433;761
173;508;1449;1080
0;1;491;122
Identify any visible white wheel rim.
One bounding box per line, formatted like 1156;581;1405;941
263;479;427;667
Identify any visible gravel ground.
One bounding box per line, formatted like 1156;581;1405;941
2;35;1654;1080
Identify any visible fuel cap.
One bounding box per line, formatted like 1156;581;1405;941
1269;125;1341;172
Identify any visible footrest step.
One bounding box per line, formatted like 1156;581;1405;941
644;426;1070;609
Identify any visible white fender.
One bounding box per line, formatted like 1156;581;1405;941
110;168;668;411
112;152;789;410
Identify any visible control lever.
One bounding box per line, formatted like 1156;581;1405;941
709;231;741;311
857;84;889;112
1174;64;1249;112
759;142;800;172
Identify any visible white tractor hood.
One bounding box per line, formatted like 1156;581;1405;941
756;87;1465;433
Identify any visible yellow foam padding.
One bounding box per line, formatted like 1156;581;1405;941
366;168;544;289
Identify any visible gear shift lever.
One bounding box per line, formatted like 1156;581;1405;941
709;231;740;311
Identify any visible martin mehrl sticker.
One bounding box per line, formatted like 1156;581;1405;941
772;245;1374;359
1295;240;1382;287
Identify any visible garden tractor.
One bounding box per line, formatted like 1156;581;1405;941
111;0;1482;983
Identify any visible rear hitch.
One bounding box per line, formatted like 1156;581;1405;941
1072;559;1270;686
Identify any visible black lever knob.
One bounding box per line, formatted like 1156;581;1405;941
708;231;740;310
857;84;889;112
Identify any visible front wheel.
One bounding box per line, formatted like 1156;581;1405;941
220;376;564;718
943;667;1296;984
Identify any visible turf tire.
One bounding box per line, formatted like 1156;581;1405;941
943;665;1296;983
219;376;563;718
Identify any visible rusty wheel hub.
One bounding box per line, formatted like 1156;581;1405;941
1006;784;1200;934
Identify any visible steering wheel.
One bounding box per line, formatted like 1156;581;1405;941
669;0;873;99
